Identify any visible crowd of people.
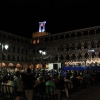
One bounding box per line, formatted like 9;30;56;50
0;67;100;100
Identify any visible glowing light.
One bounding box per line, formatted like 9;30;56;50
39;21;46;32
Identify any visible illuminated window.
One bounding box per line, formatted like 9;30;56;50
37;39;40;43
33;40;36;44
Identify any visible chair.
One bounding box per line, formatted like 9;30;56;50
71;78;79;93
45;86;58;100
0;84;15;100
34;83;46;100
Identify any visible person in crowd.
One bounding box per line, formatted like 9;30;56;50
1;77;8;93
2;76;8;85
65;75;73;89
7;76;14;93
21;68;38;100
36;76;46;96
7;76;14;86
14;71;23;100
37;74;43;83
46;76;61;100
76;73;84;87
57;75;69;98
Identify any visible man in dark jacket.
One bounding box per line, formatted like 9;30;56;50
21;68;37;100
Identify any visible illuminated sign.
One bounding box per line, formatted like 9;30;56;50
39;21;46;32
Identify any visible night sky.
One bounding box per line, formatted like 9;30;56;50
0;1;100;39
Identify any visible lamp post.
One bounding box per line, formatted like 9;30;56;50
88;49;95;61
39;50;46;68
1;44;9;68
88;49;95;69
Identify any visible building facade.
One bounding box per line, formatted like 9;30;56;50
32;26;100;68
0;30;34;69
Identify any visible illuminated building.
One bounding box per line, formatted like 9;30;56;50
1;25;100;70
0;30;33;69
32;26;100;67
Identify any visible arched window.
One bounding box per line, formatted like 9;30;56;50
71;54;76;59
60;34;64;39
21;57;23;62
21;48;24;54
55;55;58;61
98;52;100;58
13;46;15;52
97;40;100;48
77;32;82;36
60;55;64;60
17;47;20;53
71;33;75;37
77;53;82;59
50;36;53;40
83;31;88;36
92;52;96;58
84;53;89;58
65;34;69;38
91;41;96;48
65;44;70;51
45;37;48;42
13;55;15;61
8;55;10;60
77;43;82;50
70;44;75;50
65;54;70;60
55;36;58;40
2;54;5;60
84;42;88;49
17;56;19;61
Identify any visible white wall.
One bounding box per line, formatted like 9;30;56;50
48;63;61;70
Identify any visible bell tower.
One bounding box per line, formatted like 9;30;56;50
32;21;50;38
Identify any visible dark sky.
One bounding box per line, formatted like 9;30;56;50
0;1;100;39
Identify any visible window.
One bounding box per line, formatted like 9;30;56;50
84;42;88;49
21;48;24;54
66;54;70;60
33;40;36;44
17;47;20;53
71;54;76;59
84;53;89;58
77;43;82;50
83;31;88;36
37;39;40;43
77;32;82;36
21;57;23;62
65;34;69;38
77;53;82;59
17;56;19;61
60;55;64;60
71;33;75;37
13;55;15;61
8;55;10;60
25;57;27;62
60;34;64;39
13;46;15;52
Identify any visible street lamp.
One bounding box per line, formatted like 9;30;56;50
4;45;9;50
39;50;46;68
88;49;95;61
1;44;9;67
88;49;95;68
